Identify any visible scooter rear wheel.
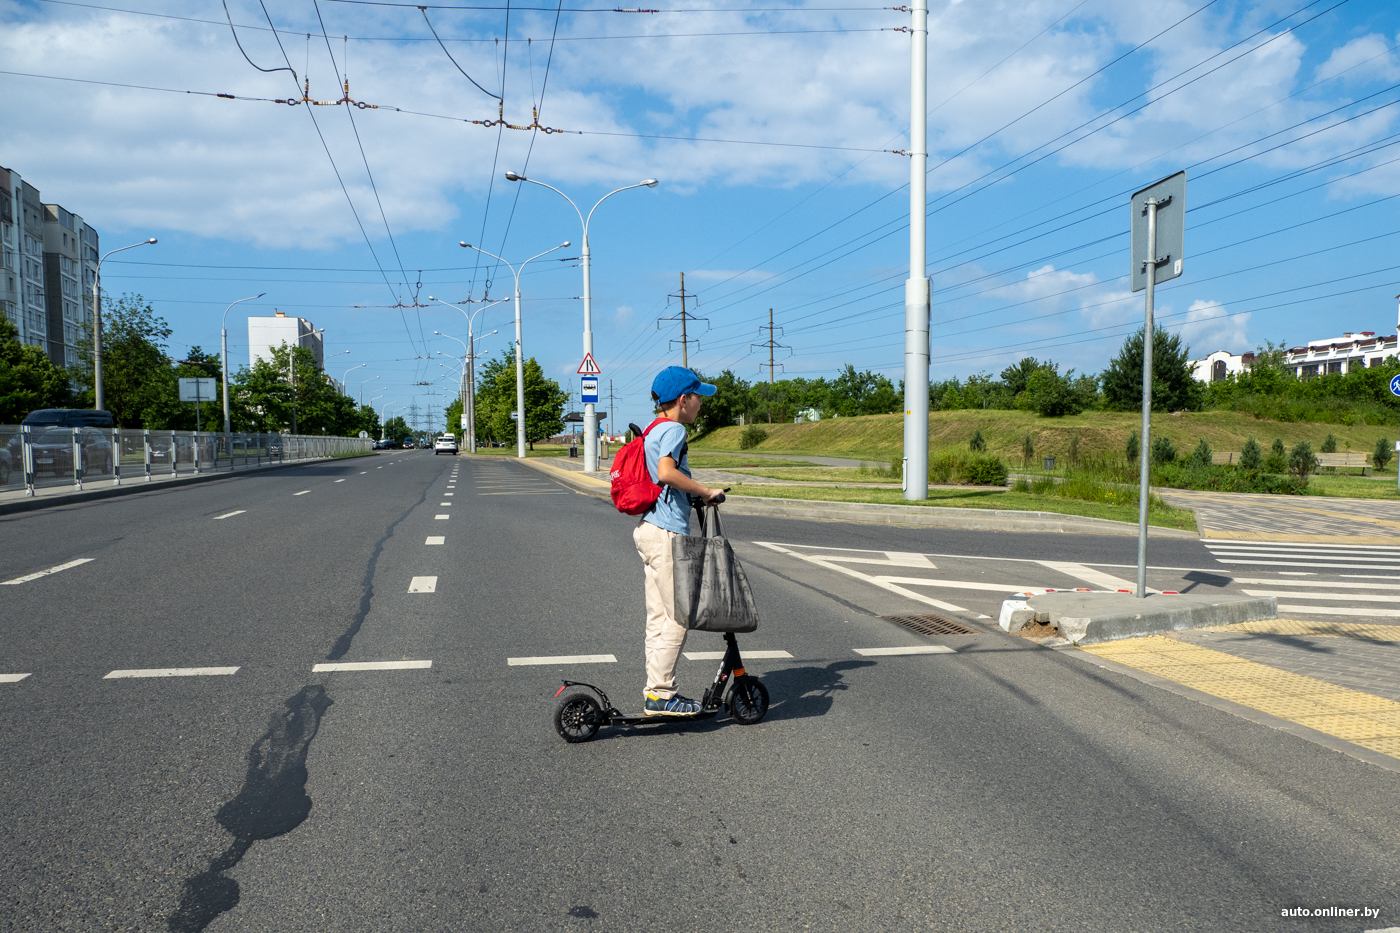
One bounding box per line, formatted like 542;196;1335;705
554;693;603;743
727;676;769;725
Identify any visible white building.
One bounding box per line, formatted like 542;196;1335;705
1284;329;1398;379
248;310;324;369
1189;349;1256;383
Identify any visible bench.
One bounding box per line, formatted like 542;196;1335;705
1314;452;1371;476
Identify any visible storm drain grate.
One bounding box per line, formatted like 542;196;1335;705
881;614;976;636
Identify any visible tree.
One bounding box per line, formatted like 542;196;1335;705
71;293;179;427
1188;437;1212;469
383;416;410;442
473;349;566;448
1126;430;1139;462
1240;437;1262;470
693;369;749;435
1100;327;1204;412
830;365;898;415
1000;358;1041;397
969;430;986;452
1289;439;1317;480
1265;437;1287;473
444;397;464;442
1021;434;1034;466
0;312;74;421
1375;436;1394;473
1320;433;1337;453
1151;435;1176;464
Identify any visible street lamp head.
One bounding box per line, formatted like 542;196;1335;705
428;295;436;301
505;171;524;182
459;241;470;249
642;179;659;188
146;238;158;244
255;292;266;299
561;241;571;248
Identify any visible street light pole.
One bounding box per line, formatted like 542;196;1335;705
93;237;157;410
430;297;507;453
341;363;366;397
902;0;930;501
459;241;570;458
358;375;379;406
505;172;658;472
220;292;265;440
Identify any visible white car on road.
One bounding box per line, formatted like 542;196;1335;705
434;434;459;455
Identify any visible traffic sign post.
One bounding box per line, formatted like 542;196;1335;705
1130;170;1186;599
1391;374;1400;492
179;377;217;435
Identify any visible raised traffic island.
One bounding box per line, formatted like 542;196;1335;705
999;590;1277;646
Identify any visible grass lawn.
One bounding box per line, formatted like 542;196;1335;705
688;454;822;469
467;446;568;458
715;466;901;484
1305;473;1400;500
727;482;1198;530
699;410;1396;469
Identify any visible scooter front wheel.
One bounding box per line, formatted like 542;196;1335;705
554;693;603;743
727;676;769;725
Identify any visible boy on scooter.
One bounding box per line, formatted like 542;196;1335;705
635;366;726;716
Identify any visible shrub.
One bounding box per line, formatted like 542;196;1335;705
1068;430;1081;466
1154;462;1308;495
1126;430;1139;462
1151;435;1176;465
1188;437;1212;470
1264;438;1287;473
1288;440;1317;481
969;429;986;452
1013;476;1032;493
1376;436;1394;472
1320;433;1337;453
738;425;768;450
963;455;1009;486
1240;437;1262;471
1021;434;1035;466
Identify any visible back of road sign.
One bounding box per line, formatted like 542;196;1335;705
1131;171;1186;293
178;377;217;402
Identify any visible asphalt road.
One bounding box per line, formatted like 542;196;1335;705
1;452;1397;932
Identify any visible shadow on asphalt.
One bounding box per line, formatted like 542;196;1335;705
1180;570;1234;593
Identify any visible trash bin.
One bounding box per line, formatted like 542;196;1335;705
1043;457;1055;471
569;445;578;458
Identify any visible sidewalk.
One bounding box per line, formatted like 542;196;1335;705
1158;487;1400;544
0;454;365;515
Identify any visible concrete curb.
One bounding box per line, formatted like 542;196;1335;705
998;591;1277;645
716;495;1199;537
0;454;375;516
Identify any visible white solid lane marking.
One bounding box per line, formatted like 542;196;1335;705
435;514;450;520
1276;604;1400;617
853;646;956;656
335;479;346;483
684;650;792;660
104;667;240;679
1242;589;1400;602
212;510;246;520
294;490;310;496
425;536;445;545
1204;540;1400;552
508;654;617;666
408;576;438;593
0;673;32;683
312;660;432;672
1037;561;1142;592
1211;559;1400;570
1;558;95;585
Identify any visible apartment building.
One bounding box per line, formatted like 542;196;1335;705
0;165;99;368
248;310;324;369
1284;329;1399;379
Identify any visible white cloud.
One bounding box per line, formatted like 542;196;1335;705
1315;33;1400;84
1178;299;1250;353
613;304;633;325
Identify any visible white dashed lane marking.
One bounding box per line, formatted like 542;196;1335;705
408;576;438;593
853;646;956;656
435;514;450;520
444;492;454;496
508;655;617;666
1;558;95;585
312;660;432;672
425;536;445;545
683;650;793;660
212;510;246;520
104;667;240;679
293;490;310;496
334;479;346;483
0;673;32;683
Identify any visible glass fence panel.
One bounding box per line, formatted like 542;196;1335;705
117;429;145;479
27;427;78;489
148;430;175;476
0;426;20;490
81;427;115;482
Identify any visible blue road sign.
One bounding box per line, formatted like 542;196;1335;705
1391;373;1400;397
581;377;599;404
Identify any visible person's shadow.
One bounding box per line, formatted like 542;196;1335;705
760;659;874;722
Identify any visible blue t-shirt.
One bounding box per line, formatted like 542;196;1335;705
642;420;692;535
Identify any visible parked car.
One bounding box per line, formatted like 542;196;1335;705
6;409;115;477
434;434;458;455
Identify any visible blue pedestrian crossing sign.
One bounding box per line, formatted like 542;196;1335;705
1391;373;1400;397
581;377;599;404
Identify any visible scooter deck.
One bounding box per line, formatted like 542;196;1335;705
606;708;721;726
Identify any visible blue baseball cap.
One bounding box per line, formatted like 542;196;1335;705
651;366;716;404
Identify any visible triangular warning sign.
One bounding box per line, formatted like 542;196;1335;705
577;353;602;375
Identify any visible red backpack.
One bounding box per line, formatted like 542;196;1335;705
610;418;669;515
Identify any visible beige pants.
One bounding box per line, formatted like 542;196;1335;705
634;518;689;699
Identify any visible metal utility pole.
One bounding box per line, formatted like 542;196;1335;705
659;272;706;368
902;0;930;501
1130;171;1186;599
220;292;264;445
752;308;790;383
92;237;157;410
608;379;615;438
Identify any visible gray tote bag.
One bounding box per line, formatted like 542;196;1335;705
672;506;760;633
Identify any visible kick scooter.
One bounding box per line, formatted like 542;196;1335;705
553;630;770;743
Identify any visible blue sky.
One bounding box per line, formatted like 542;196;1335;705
3;0;1399;432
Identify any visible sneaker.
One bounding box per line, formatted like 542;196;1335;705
644;693;702;717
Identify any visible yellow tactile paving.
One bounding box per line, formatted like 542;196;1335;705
1081;635;1400;761
1206;619;1400;644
